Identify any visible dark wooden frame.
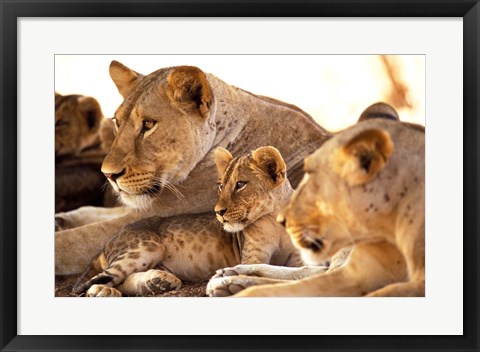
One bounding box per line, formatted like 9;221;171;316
1;1;478;351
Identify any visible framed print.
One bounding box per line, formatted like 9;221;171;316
1;0;479;351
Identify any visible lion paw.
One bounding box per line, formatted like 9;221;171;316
206;276;249;297
210;267;241;281
138;270;182;296
86;284;122;297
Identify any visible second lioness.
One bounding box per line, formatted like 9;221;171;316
73;146;304;297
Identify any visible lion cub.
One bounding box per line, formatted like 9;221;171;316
73;146;302;297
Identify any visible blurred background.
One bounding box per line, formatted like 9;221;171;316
55;55;425;131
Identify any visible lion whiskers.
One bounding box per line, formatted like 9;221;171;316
151;176;186;205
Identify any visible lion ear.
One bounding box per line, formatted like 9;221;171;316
214;147;234;176
109;60;143;98
55;92;62;104
358;102;399;122
333;129;394;186
77;96;103;132
167;66;212;119
251;146;286;187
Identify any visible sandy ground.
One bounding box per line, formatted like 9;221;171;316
55;274;208;297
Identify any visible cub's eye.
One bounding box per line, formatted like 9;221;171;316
55;120;67;128
218;183;223;192
141;119;157;134
235;181;247;192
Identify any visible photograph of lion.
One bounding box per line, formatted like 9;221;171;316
54;55;425;297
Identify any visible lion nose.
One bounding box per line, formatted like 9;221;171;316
103;168;125;182
215;208;227;217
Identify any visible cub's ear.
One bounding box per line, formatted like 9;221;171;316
109;60;143;98
334;129;394;186
167;66;212;119
251;146;287;187
214;147;233;176
358;102;399;122
77;96;103;131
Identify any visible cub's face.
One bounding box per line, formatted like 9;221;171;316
55;93;103;157
101;61;214;209
214;146;287;233
280;125;395;265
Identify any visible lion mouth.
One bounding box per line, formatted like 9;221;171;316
141;183;162;196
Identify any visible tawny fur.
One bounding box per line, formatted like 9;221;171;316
55;93;118;214
55;61;331;275
234;116;424;297
73;147;302;297
205;103;404;297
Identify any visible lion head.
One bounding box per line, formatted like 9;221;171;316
213;146;291;233
55;93;104;158
101;61;215;209
279;117;424;266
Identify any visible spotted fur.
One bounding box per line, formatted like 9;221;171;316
73;147;302;297
56;61;331;275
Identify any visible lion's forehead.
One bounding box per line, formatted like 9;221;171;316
295;122;425;214
115;73;172;123
222;157;260;187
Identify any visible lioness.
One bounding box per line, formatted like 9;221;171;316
55;61;332;275
55;93;119;213
223;118;424;297
73;146;309;297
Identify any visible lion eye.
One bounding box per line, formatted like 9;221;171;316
55;120;67;128
235;181;247;192
218;183;224;192
142;119;156;133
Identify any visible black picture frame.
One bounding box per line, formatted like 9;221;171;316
1;1;478;351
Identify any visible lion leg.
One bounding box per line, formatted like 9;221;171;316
55;211;143;275
240;216;280;264
74;231;166;296
213;263;329;280
86;284;122;297
206;247;349;297
55;206;129;231
369;202;425;297
205;263;326;297
206;263;329;297
234;241;408;297
207;275;291;297
117;269;182;296
366;281;424;297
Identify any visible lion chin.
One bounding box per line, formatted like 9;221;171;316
119;192;154;211
222;223;246;233
300;250;326;266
